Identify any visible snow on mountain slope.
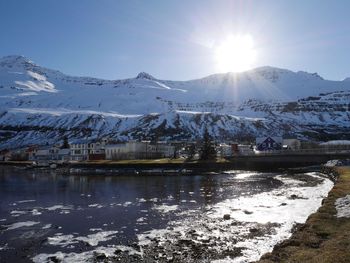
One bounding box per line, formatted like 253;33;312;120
0;55;349;148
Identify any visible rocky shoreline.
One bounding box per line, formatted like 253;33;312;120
256;166;350;263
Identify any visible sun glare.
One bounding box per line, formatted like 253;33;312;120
215;35;256;73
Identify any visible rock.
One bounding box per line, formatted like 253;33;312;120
188;229;196;235
83;241;91;247
290;194;298;199
275;239;301;248
223;214;231;220
179;239;192;246
131;242;139;250
280;203;287;206
114;248;123;254
201;237;210;243
243;210;253;214
94;252;107;260
260;252;273;260
48;256;61;263
249;228;259;233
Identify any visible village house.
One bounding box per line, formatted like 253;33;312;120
105;141;175;160
220;143;255;156
218;143;233;157
238;144;254;155
282;138;301;150
256;136;283;151
155;142;176;158
70;138;107;161
70;140;89;161
319;140;350;152
57;148;71;162
0;149;11;161
29;146;60;161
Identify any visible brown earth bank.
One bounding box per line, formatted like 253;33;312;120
256;167;350;263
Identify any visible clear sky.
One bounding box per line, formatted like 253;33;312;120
1;0;350;80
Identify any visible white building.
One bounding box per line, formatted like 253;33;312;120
57;149;71;162
319;140;350;151
105;141;175;160
155;142;176;158
238;144;254;155
218;144;233;157
29;146;60;161
70;141;89;161
282;138;301;150
70;138;107;161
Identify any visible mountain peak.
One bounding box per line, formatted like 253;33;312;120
0;55;35;68
0;55;32;63
252;66;291;73
297;71;324;80
136;72;156;80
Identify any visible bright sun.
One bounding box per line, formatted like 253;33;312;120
215;35;256;72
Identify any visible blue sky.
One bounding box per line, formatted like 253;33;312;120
1;0;350;80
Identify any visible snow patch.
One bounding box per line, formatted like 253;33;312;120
5;221;40;230
335;195;350;218
9;107;142;118
32;245;141;263
46;205;73;211
17;199;36;203
47;231;119;247
153;204;178;213
88;203;103;208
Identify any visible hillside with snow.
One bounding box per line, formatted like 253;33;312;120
0;55;349;148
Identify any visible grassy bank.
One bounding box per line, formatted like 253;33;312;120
85;158;229;165
257;167;350;263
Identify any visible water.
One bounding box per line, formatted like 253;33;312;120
0;166;333;262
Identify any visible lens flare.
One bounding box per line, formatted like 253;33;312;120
215;35;256;72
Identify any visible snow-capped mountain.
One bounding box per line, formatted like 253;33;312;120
0;55;349;148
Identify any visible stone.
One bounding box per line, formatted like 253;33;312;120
223;214;231;220
290;194;298;199
47;256;61;263
94;252;107;260
249;228;259;233
243;210;253;214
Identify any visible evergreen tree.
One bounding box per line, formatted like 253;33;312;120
200;127;216;160
186;144;196;160
61;136;70;149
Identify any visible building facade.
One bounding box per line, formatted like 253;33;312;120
105;141;175;160
70;139;107;161
256;136;283;151
282;138;301;150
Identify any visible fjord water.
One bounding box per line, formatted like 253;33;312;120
0;166;333;262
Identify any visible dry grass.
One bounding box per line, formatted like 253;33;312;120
86;157;229;165
257;167;350;263
87;158;186;164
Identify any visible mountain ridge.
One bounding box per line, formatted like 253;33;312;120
0;55;340;82
0;55;349;148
